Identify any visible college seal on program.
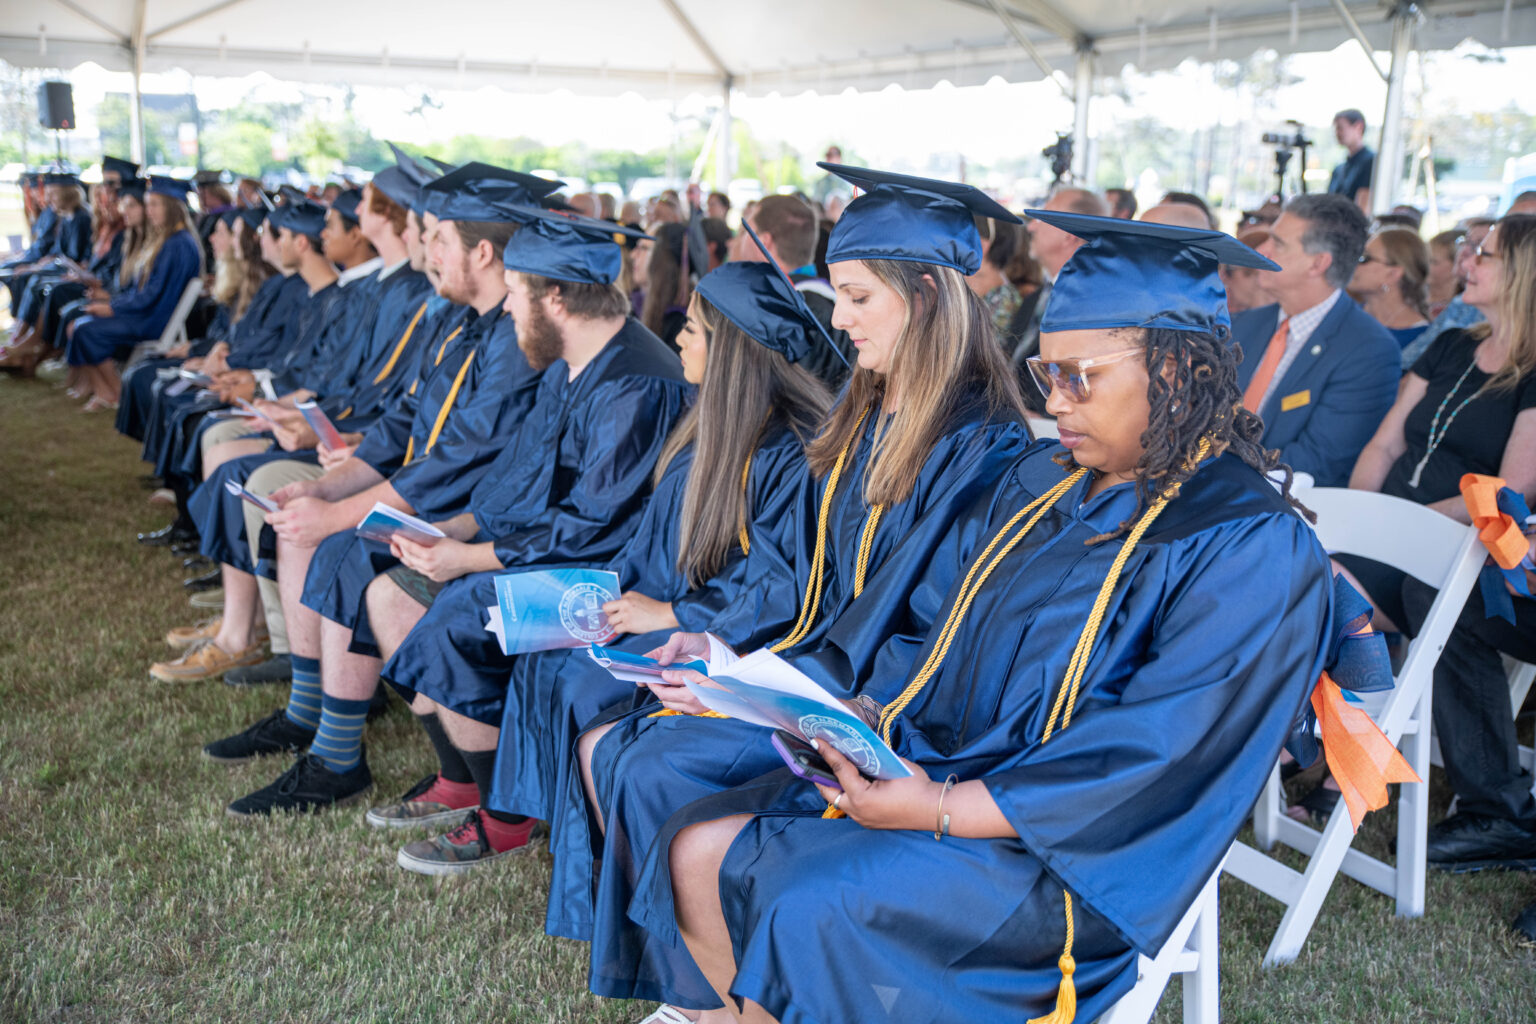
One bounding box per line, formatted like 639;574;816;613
559;581;616;643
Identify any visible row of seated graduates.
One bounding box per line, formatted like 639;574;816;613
123;144;1356;1024
0;161;125;375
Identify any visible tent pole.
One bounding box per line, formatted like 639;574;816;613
718;75;734;194
1371;2;1414;213
1072;42;1094;184
128;0;148;164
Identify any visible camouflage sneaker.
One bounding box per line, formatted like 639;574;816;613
365;774;480;830
396;811;536;876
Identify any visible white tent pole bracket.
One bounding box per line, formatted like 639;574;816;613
148;0;253;42
1329;0;1389;80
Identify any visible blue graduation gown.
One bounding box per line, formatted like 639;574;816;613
623;447;1333;1021
549;395;1031;990
225;273;310;370
316;265;435;426
67;231;200;365
370;319;690;686
192;298;474;578
299;306;541;653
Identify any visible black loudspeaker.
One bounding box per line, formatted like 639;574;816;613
38;81;75;130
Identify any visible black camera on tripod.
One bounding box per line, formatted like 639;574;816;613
1042;132;1074;185
1261;120;1313;200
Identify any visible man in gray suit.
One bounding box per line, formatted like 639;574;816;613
1234;193;1400;486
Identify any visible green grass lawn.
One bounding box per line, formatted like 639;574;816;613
2;374;1534;1023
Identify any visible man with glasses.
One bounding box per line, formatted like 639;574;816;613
1233;193;1399;486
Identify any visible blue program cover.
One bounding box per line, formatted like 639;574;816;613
492;568;621;655
684;673;912;780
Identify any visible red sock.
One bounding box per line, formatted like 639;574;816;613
478;811;537;852
427;775;480;808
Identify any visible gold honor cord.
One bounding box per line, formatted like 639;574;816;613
408;323;463;398
402;331;472;467
372;301;429;386
769;406;884;654
737;453;755;555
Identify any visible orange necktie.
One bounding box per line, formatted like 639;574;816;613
1242;319;1290;413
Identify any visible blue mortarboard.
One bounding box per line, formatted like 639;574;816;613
384;142;442;213
118;179;146;201
331;187;364;224
501;205;648;285
148;176;194;202
271;198;327;240
219;209;241;228
818;162;1020;275
696;220;847;367
43;172;82;187
423;162;565;222
1027;210;1278;336
237;206;268;232
102;156;140;180
425;156;457;174
278;184;308;203
370;167;418;211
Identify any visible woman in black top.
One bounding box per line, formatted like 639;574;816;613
1341;213;1536;629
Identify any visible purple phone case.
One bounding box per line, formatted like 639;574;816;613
772;730;841;791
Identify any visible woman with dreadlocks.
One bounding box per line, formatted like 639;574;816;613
634;213;1339;1024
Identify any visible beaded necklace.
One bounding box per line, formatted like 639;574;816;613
1407;358;1482;489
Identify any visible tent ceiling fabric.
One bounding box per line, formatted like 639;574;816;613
3;0;1534;95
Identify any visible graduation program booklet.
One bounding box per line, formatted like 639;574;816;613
295;399;346;451
682;649;913;780
354;503;446;547
486;568;621;655
224;479;277;513
587;645;708;683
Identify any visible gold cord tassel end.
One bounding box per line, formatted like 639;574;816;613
1026;954;1076;1024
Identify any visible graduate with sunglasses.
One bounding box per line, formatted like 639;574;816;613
629;214;1336;1024
561;166;1034;1008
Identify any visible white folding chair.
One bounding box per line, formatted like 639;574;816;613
1226;487;1485;966
1099;857;1225;1024
125;277;204;367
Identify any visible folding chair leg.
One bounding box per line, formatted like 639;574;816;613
1262;806;1360;966
1182;880;1219;1023
1394;686;1432;918
1252;764;1281;851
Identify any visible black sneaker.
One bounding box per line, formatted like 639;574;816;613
202;708;316;764
1514;901;1536;946
183;568;222;592
138;523;197;548
1427;812;1536;873
224;654;293;688
226;753;373;817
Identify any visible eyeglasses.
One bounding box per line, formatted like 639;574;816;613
1025;346;1144;403
1357;252;1390;266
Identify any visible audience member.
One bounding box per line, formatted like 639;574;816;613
1347;226;1431;350
640;222;692;346
1009;187;1107;390
1105;186;1137;219
1426;229;1460;318
705;191;730;220
1220;228;1272;315
1328;107;1375;212
1140;201;1211;230
966;215;1024;338
1508;190;1536;215
1235;193;1398;486
1159;190;1217;228
1401;218;1492;367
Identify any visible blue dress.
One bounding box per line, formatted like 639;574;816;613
555;392;1032;1004
622;446;1333;1021
67;231;200;365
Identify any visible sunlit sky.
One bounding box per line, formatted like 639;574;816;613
27;39;1536;179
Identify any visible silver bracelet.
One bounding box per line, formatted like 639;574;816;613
933;774;958;841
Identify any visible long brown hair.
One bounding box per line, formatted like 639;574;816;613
1466;214;1536;393
128;193;202;285
115;193;148;290
656;295;833;586
641;223;688;337
214;220;275;323
1373;227;1431;320
805;259;1026;506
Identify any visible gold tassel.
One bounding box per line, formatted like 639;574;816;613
821;803;846;819
1026;893;1077;1024
645;709;730;719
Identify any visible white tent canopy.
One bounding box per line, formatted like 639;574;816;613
5;0;1536;207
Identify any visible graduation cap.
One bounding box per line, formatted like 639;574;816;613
500;205;649;285
422;162;566;222
102;155;140;180
818;162;1020;275
118;179;147;201
270;198;328;240
219;209;241;228
369;167;419;211
330;187;364;224
147;176;195;202
42;172;82;187
277;184;309;203
1025;210;1278;336
194;169;226;186
696;220;846;367
237;206;268;232
425;156;457;174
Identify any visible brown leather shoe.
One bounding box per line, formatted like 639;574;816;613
164;617;268;650
149;638;266;682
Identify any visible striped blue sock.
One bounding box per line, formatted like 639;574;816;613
310;692;371;774
284;655;322;731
